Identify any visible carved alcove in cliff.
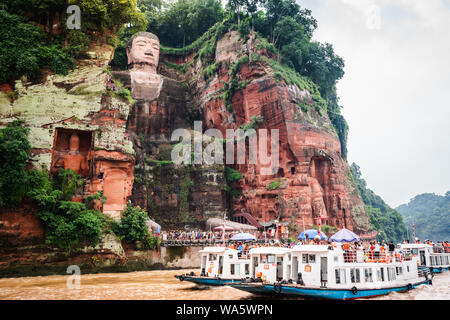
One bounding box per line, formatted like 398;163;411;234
309;156;332;225
50;128;93;177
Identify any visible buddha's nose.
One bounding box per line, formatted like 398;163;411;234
145;50;153;56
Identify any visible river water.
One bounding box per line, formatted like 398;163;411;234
0;269;448;300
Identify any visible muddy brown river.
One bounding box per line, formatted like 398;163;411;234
0;269;448;300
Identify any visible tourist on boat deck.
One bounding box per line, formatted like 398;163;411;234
388;241;395;256
374;242;381;259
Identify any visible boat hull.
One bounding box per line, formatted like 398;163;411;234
176;275;244;286
431;267;449;273
231;279;431;300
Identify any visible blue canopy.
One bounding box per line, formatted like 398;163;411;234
230;233;256;241
298;229;328;240
329;228;360;242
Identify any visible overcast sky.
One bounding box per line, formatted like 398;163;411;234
300;0;450;207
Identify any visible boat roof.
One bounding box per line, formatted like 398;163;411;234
291;245;330;253
249;247;290;255
400;243;432;249
199;247;238;254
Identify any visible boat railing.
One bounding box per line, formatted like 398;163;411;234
432;247;449;254
343;250;409;263
160;239;276;247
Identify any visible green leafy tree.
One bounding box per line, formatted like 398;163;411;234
0;121;31;207
396;192;450;242
29;175;105;253
68;0;147;33
0;9;74;83
114;205;159;248
146;0;224;48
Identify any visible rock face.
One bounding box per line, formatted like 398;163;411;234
0;43;135;220
155;30;371;233
113;32;228;228
0;28;371;234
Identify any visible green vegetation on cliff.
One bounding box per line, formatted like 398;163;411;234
1;0;146;84
132;0;349;158
396;192;450;242
0;121;31;207
350;163;407;243
0;122;158;252
114;204;160;249
0;9;73;83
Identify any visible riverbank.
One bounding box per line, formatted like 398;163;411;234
0;239;202;278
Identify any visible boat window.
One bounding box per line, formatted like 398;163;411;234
387;268;396;281
267;254;275;263
377;268;385;282
230;264;235;275
245;264;250;275
335;269;346;284
335;269;341;284
364;268;373;282
235;264;241;275
396;267;403;275
288;254;291;261
209;254;217;261
406;266;409;273
261;254;268;263
411;248;418;255
302;254;316;263
228;255;233;259
302;254;308;264
350;268;360;283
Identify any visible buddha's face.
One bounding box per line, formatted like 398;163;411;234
69;134;80;152
127;36;160;70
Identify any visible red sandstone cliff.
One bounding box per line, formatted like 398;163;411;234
158;30;372;233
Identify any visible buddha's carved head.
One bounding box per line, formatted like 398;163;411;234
126;32;160;72
69;133;80;152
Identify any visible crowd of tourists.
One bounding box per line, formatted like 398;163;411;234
158;230;449;258
160;230;276;242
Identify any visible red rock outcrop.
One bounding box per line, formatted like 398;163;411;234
159;30;371;233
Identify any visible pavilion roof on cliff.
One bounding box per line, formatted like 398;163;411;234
206;218;257;231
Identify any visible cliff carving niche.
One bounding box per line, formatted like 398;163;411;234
114;31;227;228
51;128;92;177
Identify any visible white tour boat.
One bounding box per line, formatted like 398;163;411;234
231;244;432;299
400;243;450;273
175;246;251;285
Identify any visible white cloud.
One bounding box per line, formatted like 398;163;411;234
300;0;450;207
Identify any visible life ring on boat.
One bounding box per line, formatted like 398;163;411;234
407;283;412;291
351;286;358;295
179;275;185;281
273;283;282;294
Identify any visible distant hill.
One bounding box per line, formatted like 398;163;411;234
350;163;407;243
396;192;450;242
